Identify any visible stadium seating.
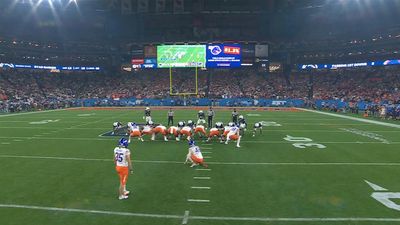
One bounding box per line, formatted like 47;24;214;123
1;66;399;119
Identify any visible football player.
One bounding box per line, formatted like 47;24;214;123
225;124;242;148
207;122;223;142
185;140;208;168
238;115;247;136
253;122;263;137
179;122;193;141
187;120;194;128
197;110;206;125
141;121;154;139
176;121;186;141
152;124;168;141
238;115;247;129
194;123;207;138
127;122;143;143
112;121;123;135
177;121;185;129
144;107;152;123
167;126;180;141
215;121;224;130
232;108;239;124
221;122;235;142
114;138;133;200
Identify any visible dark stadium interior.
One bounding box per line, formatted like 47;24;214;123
0;0;399;118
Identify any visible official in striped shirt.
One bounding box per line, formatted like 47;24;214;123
167;108;174;126
207;107;214;128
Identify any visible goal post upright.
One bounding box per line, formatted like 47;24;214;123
195;65;198;95
169;65;199;96
169;66;173;95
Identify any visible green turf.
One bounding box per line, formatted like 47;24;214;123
0;108;400;225
157;45;206;68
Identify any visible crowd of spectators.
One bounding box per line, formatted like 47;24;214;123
0;66;399;117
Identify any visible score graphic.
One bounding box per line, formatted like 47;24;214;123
206;44;241;68
157;45;206;68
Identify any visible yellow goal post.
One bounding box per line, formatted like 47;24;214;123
169;66;199;96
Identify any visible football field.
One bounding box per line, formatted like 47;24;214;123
157;45;206;68
1;108;400;225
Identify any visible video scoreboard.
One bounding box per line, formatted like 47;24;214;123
130;43;268;69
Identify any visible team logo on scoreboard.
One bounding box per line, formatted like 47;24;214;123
208;46;222;56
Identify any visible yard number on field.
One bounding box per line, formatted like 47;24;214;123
29;120;60;125
283;135;326;149
366;180;400;211
260;121;282;127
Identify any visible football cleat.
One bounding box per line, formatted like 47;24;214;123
118;195;128;200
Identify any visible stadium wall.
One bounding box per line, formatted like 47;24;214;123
67;106;301;112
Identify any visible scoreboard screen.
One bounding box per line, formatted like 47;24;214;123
206;44;241;68
157;45;206;68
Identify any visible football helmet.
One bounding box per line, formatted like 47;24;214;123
118;138;129;147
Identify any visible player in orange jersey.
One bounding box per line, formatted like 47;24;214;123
152;124;168;141
114;138;133;200
141;121;154;140
194;123;207;139
127;122;143;142
167;126;180;141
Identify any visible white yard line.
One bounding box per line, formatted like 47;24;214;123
187;199;210;203
0;127;110;130
67;117;114;129
0;155;111;162
3;155;400;166
202;151;212;154
190;215;400;222
2;203;400;222
241;141;400;144
203;156;212;159
191;187;211;189
182;210;190;224
196;168;212;171
1;136;399;144
1;137;112;141
193;177;211;180
0;109;67;117
0;203;181;219
299;108;400;129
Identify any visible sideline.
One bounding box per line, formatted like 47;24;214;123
298;108;400;129
0;109;67;118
